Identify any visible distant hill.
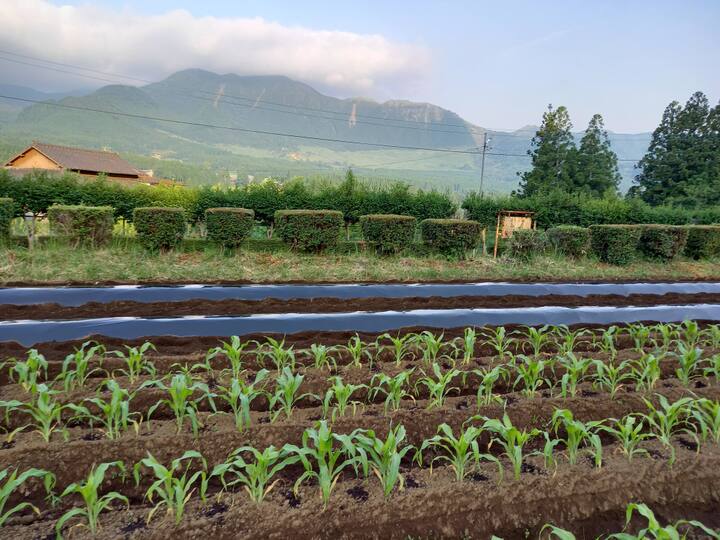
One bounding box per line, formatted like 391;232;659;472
0;70;650;193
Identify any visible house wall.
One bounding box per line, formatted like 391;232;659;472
7;149;62;170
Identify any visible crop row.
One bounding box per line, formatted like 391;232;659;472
1;396;719;538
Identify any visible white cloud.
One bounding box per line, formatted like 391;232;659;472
0;0;429;92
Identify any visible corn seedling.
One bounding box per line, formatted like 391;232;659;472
58;341;106;391
213;370;269;431
550;409;603;467
210;444;301;503
56;461;128;538
678;320;702;349
556;326;588;356
379;333;414;366
453;327;477;365
631;354;662;392
134;451;208;525
642;395;697;465
651;323;678;354
288;421;358;507
0;467;55;527
556;353;592;398
341;334;371;368
260;337;296;372
144;374;214;437
481;413;541;481
627;323;652;353
322;376;366;420
607;502;720;540
701;325;720;348
417;423;498;482
413;331;448;365
591;359;633;398
110;342;157;384
78;380;141;439
352;425;415;498
542;432;562;471
369;371;415;413
417;362;460;409
0;384;75;442
539;524;576;540
513;355;548;398
593;325;619;360
521;325;551;357
307;343;337;371
472;364;507;408
269;367;314;421
691;398;720;445
207;335;249;379
5;349;48;393
704;354;720;383
483;327;515;361
674;343;703;386
599;415;650;462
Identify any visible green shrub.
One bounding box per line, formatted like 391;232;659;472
684;225;720;259
359;214;416;254
420;219;482;256
274;209;343;252
205;207;255;248
589;225;641;265
639;225;688;261
546;225;591;258
506;229;547;261
0;197;14;241
133;207;186;251
47;204;114;246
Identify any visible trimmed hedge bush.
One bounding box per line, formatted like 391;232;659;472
420;219;482;256
205;207;255;248
274;209;343;252
589;225;642;265
0;197;14;241
506;229;546;261
639;225;688;261
133;207;187;251
546;225;591;258
359;214;417;254
684;225;720;259
47;204;114;246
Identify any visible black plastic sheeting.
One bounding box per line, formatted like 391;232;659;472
2;282;720;306
2;304;720;346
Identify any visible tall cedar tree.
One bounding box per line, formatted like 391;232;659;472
518;105;576;196
634;91;720;207
575;114;621;196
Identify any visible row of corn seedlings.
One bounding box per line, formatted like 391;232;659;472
1;395;718;536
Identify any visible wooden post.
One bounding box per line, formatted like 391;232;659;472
493;213;501;258
481;228;487;256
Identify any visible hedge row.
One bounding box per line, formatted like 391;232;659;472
205;208;254;248
0;170;456;226
360;214;417;254
47;205;114;246
0;197;14;241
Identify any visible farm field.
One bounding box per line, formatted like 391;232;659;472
1;320;720;539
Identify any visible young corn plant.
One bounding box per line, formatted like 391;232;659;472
416;362;460;410
260;337;296;372
472;364;508;408
369;370;415;413
691;398;720;445
213;370;269;431
210;444;301;503
513;355;548;398
351;425;415;498
608;502;720;540
58;341;106;391
5;349;48;393
0;467;55;527
454;327;477;365
599;415;650;462
701;324;720;349
413;331;448;366
642;395;697;465
110;342;157;384
556;326;588;356
651;323;678;354
56;461;128;538
591;359;633;398
483;327;515;362
593;325;619;361
0;383;78;443
674;343;703;386
269;367;314;422
631;354;662;392
379;333;414;366
134;451;208;525
678;320;702;349
78;380;141;439
288;421;358;508
627;323;652;353
704;354;720;383
207;335;249;379
145;374;214;437
522;325;551;357
417;423;497;482
550;409;603;467
341;334;371;368
539;524;577;540
556;353;592;398
481;413;541;481
307;344;337;371
322;376;366;420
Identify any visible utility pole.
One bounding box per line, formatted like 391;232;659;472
479;131;492;197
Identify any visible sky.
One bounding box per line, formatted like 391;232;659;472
0;0;718;133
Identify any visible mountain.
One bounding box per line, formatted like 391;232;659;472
0;84;89;123
0;70;650;193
